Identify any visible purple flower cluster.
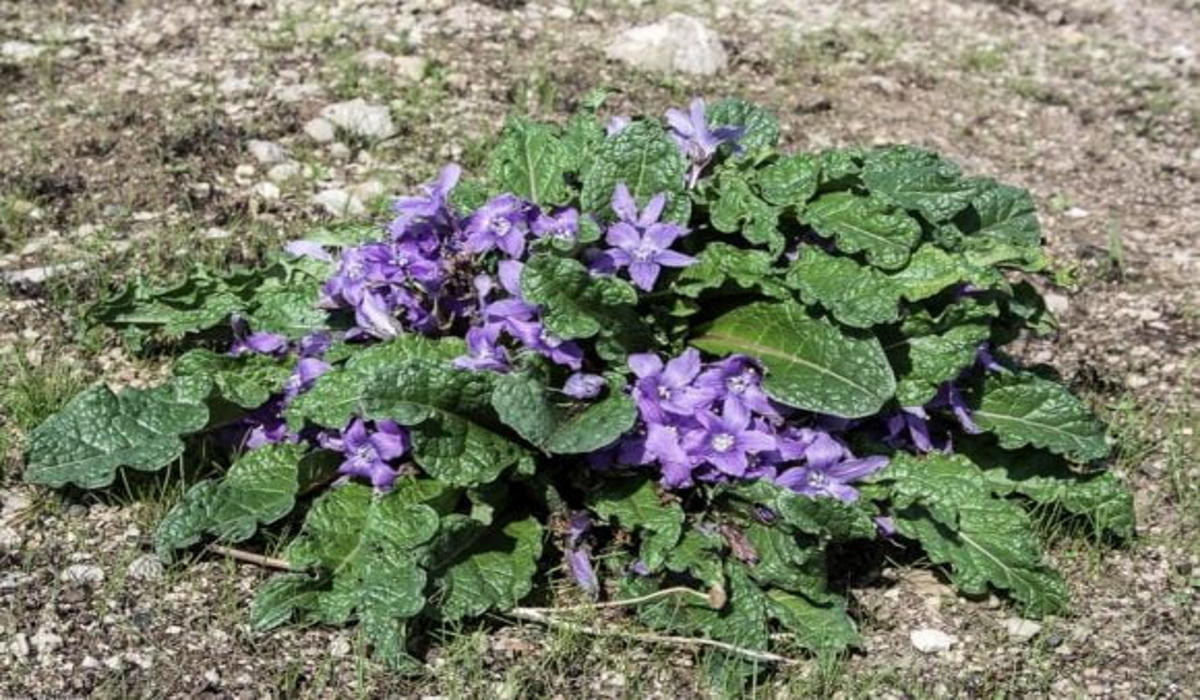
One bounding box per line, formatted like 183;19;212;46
320;417;410;490
591;184;695;291
665;98;745;187
599;349;887;501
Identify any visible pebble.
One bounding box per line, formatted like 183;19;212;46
204;227;232;240
8;633;30;659
247;139;287;165
127;554;165;582
318;99;397;140
329;636;352;657
355;49;393;70
348;180;386;203
605;14;728;76
267;162;302;182
1003;617;1043;641
1044;291;1070;316
253;181;282;201
910;628;956;653
61;564;105;585
1;261;89;285
274;83;324;103
393;54;428;82
0;526;20;552
312;189;365;217
30;628;63;655
303;117;336;143
1064;207;1090;219
218;76;254;96
1;40;45;61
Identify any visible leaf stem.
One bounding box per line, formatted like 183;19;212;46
207;544;295;571
516;585;715;613
506;607;799;666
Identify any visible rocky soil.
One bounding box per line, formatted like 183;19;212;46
1;0;1197;697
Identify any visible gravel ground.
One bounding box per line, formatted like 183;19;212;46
1;0;1197;697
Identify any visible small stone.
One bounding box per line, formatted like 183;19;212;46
1;41;45;61
1063;207;1090;219
1002;617;1042;641
234;164;257;181
0;526;20;552
319;99;397;140
267;162;302;183
247;140;287;165
274;83;324;103
393;55;428;82
253;182;281;201
328;142;352;161
61;564;105;585
30;628;63;655
329;636;352;658
355;49;393;70
348;180;386;203
312;189;365;217
1;262;88;285
1169;44;1194;62
218;76;254;96
204;227;232;241
81;655;100;669
605;14;728;76
203;669;221;685
304;118;336;143
1044;291;1070;316
8;633;30;658
910;628;956;653
127;554;164;582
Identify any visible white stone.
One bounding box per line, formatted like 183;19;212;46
1169;44;1194;62
274;83;324;103
303;117;336;143
204;227;232;240
328;142;352;161
218;76;254;96
1;41;45;61
393;55;428;82
329;636;352;657
1044;291;1070;316
1002;617;1042;641
1064;207;1090;219
348;180;386;203
8;633;30;659
605;14;728;76
312;189;365;217
355;49;393;70
267;162;302;183
1;261;88;285
0;526;20;552
127;554;164;582
253;181;281;201
319;99;397;140
30;628;63;655
247;140;287;165
61;563;104;585
910;628;956;653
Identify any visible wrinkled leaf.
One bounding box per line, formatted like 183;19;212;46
802;192;922;270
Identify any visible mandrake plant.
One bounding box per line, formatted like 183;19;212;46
24;94;1133;689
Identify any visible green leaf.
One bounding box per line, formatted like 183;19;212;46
429;515;543;620
862;147;977;223
728;480;877;543
24;376;212;489
251;574;321;631
285;484;439;667
973;373;1109;463
588;476;684;570
815;148;864;187
520;254;639;340
801;192;922;270
491;373;637;454
580;120;689;223
206;443;305;542
664;527;726;588
154;480;220;559
766;589;861;653
742;523;827;595
561;111;606;174
707;98;780;153
488;116;570;205
248;287;330;338
960;179;1042;248
287;337;529;487
692;301;896;418
758;154;819;207
890;322;992;406
785;247;901;329
674;243;788;299
710;173;785;254
887;245;985;303
173;349;291;409
879;453;1070;615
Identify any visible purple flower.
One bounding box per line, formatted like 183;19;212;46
629;349;718;420
606;115;631;136
664;98;745;187
325;418;409;491
775;455;888;503
389;163;461;233
977;344;1005;373
874;516;897;538
531;207;579;243
283;357;332;402
297;331;332;358
285;239;333;262
603;184;693;291
354;290;401;339
464;194;532;259
695;355;780;418
682;400;776;477
322;243;404;307
454;324;509;372
886;406;936;453
933;383;981;434
506;318;584;370
563;372;605;399
242;401;297;449
566;549;599;598
645;420;699;488
229;318;288;357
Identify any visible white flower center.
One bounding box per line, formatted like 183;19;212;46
353;445;374;462
657;385;673;400
727;373;752;394
807;470;828;487
540;330;562;348
632;241;657;263
345;260;366;279
493;217;512;236
711;433;735;452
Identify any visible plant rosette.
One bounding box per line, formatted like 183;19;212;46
25;94;1132;689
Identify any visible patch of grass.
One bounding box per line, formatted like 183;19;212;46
777;26;905;69
0;344;90;480
961;45;1008;74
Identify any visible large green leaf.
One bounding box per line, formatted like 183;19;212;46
785;246;901;329
428;515;543;620
173;349;291;409
879;454;1070;616
973;374;1109;463
758;154;819;207
520;254;639;340
580;120;689;222
491;373;636;454
247;286;330;339
862;147;977;223
889;322;992;406
801;192;922;270
766;589;861;653
886;245;989;303
707;98;780;153
710;172;785;254
588;476;685;570
674;243;788;299
692;301;896;418
24;376;212;489
488;116;570;205
959;179;1042;248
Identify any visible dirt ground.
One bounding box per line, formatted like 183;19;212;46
1;0;1197;697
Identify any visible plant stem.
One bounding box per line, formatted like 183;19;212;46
517;585;716;613
207;544;295;571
